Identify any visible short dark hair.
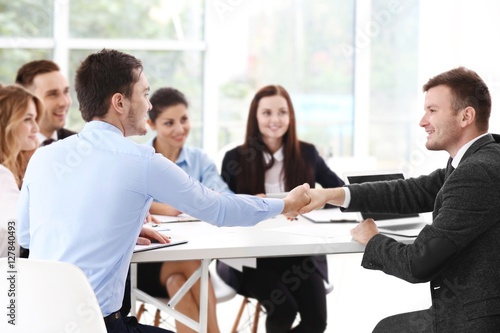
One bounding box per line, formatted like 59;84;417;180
74;49;143;122
148;87;189;123
15;60;60;89
423;67;491;132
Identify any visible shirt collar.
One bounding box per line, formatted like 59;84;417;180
83;121;124;136
36;131;58;145
263;145;284;164
175;146;189;165
148;136;189;166
452;133;489;168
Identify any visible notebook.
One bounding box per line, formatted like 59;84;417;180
343;170;429;237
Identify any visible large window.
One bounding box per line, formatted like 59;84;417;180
1;0;432;172
0;0;205;146
369;0;419;169
0;0;53;83
211;1;355;159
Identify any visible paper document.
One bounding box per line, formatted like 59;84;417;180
267;224;352;239
301;208;358;223
155;213;200;223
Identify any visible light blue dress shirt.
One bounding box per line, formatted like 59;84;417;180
147;137;232;195
17;121;283;316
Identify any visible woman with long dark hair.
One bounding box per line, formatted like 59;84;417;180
218;85;344;332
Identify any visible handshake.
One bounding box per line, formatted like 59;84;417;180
280;184;345;219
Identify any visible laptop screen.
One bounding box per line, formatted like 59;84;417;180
346;172;420;221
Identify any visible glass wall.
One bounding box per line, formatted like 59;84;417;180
69;0;203;41
0;0;54;83
369;0;419;169
1;0;428;170
212;0;355;159
0;0;205;145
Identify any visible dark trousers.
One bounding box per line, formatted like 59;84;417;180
372;308;434;333
241;257;327;333
120;267;132;317
105;315;173;333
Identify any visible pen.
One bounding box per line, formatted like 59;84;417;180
152;225;171;231
161;219;199;223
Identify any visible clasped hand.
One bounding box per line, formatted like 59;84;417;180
282;183;311;218
286;186;379;245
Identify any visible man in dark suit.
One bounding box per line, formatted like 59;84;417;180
15;60;76;146
300;67;500;332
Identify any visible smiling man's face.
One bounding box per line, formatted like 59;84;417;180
32;70;72;138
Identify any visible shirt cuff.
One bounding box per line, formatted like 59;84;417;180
342;187;351;208
264;198;285;216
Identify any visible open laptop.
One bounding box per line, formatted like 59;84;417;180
343;170;429;237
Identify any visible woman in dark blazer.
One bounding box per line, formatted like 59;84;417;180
217;85;344;333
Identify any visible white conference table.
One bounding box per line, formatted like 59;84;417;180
130;213;414;333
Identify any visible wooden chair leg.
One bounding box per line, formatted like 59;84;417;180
154;309;161;327
252;302;261;333
136;303;145;321
231;297;249;333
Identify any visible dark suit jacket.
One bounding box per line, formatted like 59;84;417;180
347;134;500;332
218;141;344;292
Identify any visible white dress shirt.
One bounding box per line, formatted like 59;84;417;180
17;121;284;316
0;165;20;258
263;146;286;194
36;131;58;146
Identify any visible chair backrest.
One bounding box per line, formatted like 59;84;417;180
0;258;107;333
209;260;237;303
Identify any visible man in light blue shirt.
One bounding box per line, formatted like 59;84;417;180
17;49;310;333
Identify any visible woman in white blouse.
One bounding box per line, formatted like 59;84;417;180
0;84;42;257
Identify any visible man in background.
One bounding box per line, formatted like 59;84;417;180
16;60;76;146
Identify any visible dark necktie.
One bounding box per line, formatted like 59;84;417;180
41;138;56;146
445;157;455;179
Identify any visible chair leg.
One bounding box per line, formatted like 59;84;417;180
154;309;161;327
231;297;249;333
136;303;145;321
252;302;261;333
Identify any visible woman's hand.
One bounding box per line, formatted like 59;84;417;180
144;212;161;224
136;226;171;245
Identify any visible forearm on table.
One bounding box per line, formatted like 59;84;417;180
149;201;180;216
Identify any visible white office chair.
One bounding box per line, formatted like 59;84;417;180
0;258;106;333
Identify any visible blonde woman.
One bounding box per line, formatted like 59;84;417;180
0;84;42;257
